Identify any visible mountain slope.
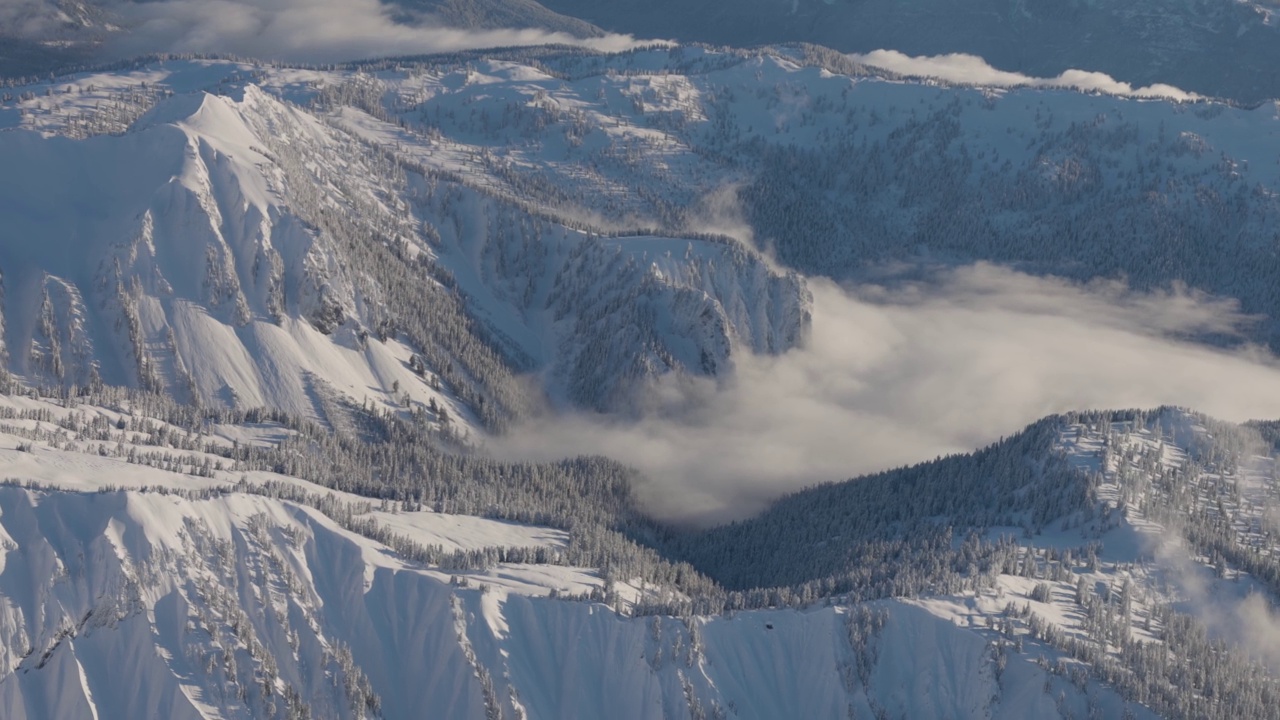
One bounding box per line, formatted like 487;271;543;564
13;46;1280;416
3;47;1280;720
391;0;604;36
539;0;1280;104
0;391;1161;720
284;47;1280;351
661;406;1280;719
0;59;810;421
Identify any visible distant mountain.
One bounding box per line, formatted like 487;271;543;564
0;0;604;79
9;0;1280;104
391;0;604;36
538;0;1280;104
0;0;107;77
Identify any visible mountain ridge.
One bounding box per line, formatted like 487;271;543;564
1;41;1280;720
0;387;1203;720
0;61;811;425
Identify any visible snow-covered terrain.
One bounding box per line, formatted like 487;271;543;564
7;0;1280;105
539;0;1280;104
10;44;1280;423
0;392;1168;719
0;57;810;421
4;41;1280;720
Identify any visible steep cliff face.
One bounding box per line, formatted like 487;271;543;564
0;485;1149;720
546;235;808;410
0;66;811;421
0;88;376;415
0;392;1255;720
425;181;811;410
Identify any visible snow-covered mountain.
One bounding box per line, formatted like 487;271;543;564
342;43;1280;349
10;42;1280;412
4;42;1280;720
0;390;1191;720
538;0;1280;104
0;58;810;423
0;386;1276;718
9;0;1280;105
388;0;603;36
666;405;1280;719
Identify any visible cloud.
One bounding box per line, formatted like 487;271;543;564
96;0;647;64
0;0;72;36
850;49;1201;102
1152;532;1280;666
495;265;1280;526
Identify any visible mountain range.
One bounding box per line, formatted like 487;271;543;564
2;9;1280;720
540;0;1280;103
7;0;1280;104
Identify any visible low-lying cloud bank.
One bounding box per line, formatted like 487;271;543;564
496;265;1280;526
1153;531;1280;667
0;0;648;64
851;49;1201;101
0;0;65;36
107;0;645;63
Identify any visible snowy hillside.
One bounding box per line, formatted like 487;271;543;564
5;44;1280;720
0;344;1274;719
11;45;1280;419
0;58;810;421
0;389;1170;720
661;406;1280;719
0;388;1273;718
85;46;1280;350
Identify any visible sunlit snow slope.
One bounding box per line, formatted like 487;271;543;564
0;59;810;423
0;392;1158;720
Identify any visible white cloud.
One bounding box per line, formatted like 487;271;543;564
1153;532;1280;666
0;0;71;36
98;0;647;64
496;265;1280;526
851;49;1202;102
